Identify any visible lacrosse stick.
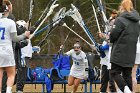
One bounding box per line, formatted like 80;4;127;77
91;4;101;33
29;1;59;39
68;4;106;58
92;0;109;33
36;7;66;46
34;7;66;52
62;23;94;49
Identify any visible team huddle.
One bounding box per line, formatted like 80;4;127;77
0;0;140;93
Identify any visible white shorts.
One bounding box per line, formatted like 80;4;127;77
135;53;140;64
0;55;15;67
0;46;15;67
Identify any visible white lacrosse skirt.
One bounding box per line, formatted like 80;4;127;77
135;40;140;64
70;64;85;79
0;46;15;67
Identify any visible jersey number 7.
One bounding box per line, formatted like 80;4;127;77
0;28;5;40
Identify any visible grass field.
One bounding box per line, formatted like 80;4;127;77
12;83;140;93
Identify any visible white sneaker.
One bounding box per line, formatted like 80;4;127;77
117;88;123;93
124;86;132;93
17;91;23;93
6;91;12;93
6;87;12;93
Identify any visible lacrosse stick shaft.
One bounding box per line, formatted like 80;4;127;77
57;30;71;53
62;31;70;46
62;23;92;47
34;18;60;36
92;4;101;33
28;0;34;29
37;25;58;46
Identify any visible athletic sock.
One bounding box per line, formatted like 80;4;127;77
6;87;12;93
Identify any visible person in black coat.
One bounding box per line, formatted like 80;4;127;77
109;0;140;92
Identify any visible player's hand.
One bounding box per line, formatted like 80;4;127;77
98;32;104;38
90;44;96;50
24;31;30;38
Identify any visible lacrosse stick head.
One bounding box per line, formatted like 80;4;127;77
70;4;80;15
71;4;76;10
69;4;83;24
52;7;66;26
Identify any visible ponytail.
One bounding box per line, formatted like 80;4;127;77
119;0;133;13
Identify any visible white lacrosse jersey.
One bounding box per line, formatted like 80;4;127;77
0;18;16;67
66;49;88;79
21;40;33;58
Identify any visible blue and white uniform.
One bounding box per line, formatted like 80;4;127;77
100;41;111;69
66;49;88;79
0;18;16;67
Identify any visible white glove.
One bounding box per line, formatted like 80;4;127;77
32;46;40;53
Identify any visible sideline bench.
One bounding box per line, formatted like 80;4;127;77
25;70;88;93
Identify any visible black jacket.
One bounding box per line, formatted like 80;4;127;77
110;10;140;67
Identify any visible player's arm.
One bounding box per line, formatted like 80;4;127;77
65;49;73;56
10;21;30;42
59;45;73;56
10;32;29;42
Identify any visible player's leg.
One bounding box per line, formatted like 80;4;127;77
132;64;138;93
0;67;4;92
100;65;109;92
109;70;116;92
5;66;16;93
73;78;81;93
68;75;75;86
2;71;7;93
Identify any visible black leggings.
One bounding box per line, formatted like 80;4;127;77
110;63;132;92
16;57;30;91
100;65;116;92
